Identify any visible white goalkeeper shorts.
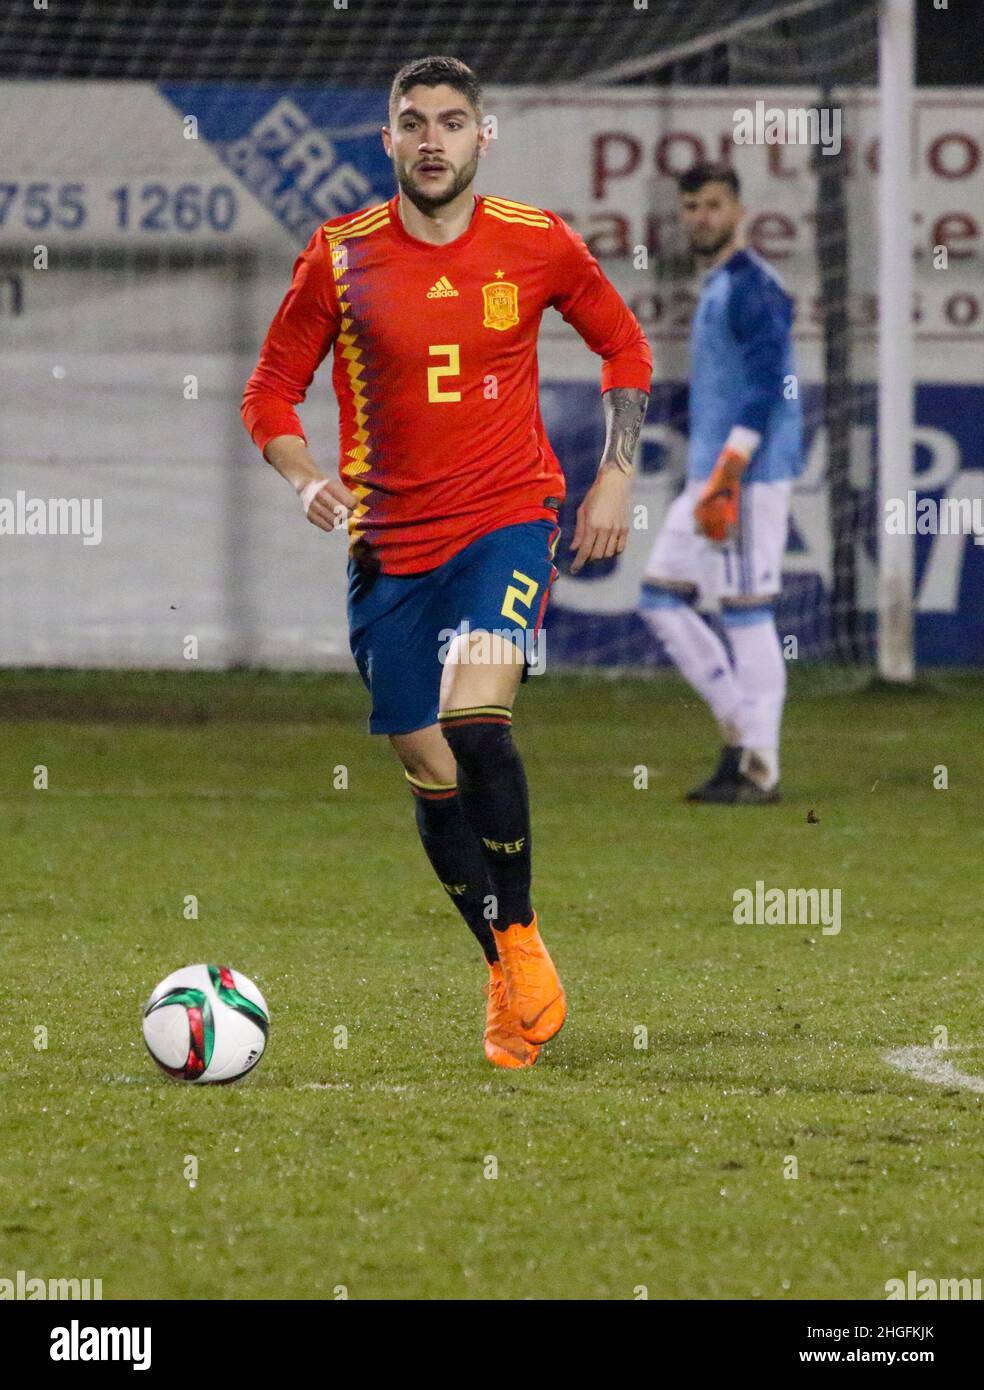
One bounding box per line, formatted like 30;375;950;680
642;478;792;601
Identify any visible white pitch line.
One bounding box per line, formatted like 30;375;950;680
884;1046;984;1094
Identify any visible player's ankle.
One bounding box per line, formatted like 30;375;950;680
717;716;743;747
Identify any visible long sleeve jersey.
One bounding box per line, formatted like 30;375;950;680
242;191;652;574
687;248;803;484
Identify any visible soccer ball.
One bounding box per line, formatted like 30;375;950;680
142;964;270;1083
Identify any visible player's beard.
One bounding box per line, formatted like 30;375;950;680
688;225;738;261
396;149;481;214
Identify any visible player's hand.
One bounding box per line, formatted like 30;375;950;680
569;467;630;575
694;448;747;543
296;476;356;534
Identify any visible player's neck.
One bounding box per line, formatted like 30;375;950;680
698;233;744;272
396;187;477;246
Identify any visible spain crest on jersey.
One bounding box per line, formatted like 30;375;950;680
481;280;520;331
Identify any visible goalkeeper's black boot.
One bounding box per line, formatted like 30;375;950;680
692;770;782;805
729;774;782;805
685;745;742;802
690;772;782;805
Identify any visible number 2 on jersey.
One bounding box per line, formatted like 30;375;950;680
427;344;461;403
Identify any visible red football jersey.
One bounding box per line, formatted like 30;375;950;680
242;191;652;575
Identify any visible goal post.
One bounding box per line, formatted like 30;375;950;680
876;0;916;683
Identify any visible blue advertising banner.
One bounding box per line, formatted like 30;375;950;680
159;84;393;243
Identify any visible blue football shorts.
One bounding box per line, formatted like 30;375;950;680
347;518;561;735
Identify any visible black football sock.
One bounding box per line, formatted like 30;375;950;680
439;708;534;932
407;774;498;964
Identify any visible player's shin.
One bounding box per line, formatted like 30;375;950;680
439;708;565;1044
638;585;743;745
437;709;533;931
721;605;786;789
407;774;499;963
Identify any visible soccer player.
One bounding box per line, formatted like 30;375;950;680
637;163;803;804
242;56;652;1067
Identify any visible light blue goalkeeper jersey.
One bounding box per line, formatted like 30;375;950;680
687;248;803;484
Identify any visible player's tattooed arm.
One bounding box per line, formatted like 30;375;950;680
569;387;649;574
599;387;649;476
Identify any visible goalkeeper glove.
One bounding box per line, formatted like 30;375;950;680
694;447;748;543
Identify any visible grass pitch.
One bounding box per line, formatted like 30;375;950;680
1;667;981;1301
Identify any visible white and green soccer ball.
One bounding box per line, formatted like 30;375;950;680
142;964;270;1083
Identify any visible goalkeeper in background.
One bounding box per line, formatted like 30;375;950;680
638;163;803;804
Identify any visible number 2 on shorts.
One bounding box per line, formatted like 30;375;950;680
501;570;539;629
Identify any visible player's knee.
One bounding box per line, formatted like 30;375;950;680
721;600;775;627
638;579;696;614
439;711;514;775
390;732;457;788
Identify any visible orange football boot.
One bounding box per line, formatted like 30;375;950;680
492;912;567;1044
484;962;540;1069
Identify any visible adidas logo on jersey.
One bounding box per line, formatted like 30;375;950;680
427;276;459;298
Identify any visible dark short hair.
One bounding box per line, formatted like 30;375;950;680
677;163;741;198
388;56;483;124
